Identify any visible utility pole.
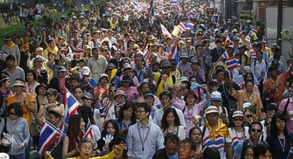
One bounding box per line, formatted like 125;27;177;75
277;0;283;47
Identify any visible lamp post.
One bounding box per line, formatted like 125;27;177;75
277;0;283;47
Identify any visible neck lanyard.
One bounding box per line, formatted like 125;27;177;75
137;123;151;151
278;137;286;153
10;119;18;134
28;82;36;93
15;93;24;105
217;49;222;56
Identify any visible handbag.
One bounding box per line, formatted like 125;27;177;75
222;85;238;115
0;117;9;153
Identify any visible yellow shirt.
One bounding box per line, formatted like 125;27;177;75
46;150;116;159
170;69;182;81
49;9;58;15
154;73;177;97
43;46;59;59
7;93;36;129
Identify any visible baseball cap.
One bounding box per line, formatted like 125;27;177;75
211;91;222;101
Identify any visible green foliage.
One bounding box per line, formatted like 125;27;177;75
0;2;19;13
0;3;95;46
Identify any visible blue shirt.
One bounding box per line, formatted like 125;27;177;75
266;134;293;159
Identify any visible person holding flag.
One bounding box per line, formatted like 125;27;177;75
36;102;66;159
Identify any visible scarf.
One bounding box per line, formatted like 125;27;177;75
206;121;230;141
20;43;29;52
4;42;15;50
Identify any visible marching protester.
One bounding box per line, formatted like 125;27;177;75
1;0;292;158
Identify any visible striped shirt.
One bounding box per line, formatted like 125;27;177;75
200;125;232;159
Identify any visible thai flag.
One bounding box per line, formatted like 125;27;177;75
9;1;13;11
143;45;149;61
257;70;265;82
130;0;140;9
225;34;231;43
63;89;81;124
178;22;187;33
160;24;171;37
251;52;257;60
239;82;245;89
83;120;94;140
168;41;179;63
148;0;155;18
169;0;179;7
75;6;79;12
185;22;195;30
226;57;240;70
221;51;229;59
37;122;61;155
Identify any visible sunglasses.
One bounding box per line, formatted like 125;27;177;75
10;113;18;116
233;117;244;121
265;122;271;126
246;114;252;118
110;89;117;92
250;129;262;133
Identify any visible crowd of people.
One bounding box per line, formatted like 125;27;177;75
0;0;292;159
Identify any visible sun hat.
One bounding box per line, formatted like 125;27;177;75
206;106;219;114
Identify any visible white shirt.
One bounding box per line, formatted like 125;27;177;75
251;59;268;83
36;4;45;11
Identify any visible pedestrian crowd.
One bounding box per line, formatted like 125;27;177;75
0;0;292;159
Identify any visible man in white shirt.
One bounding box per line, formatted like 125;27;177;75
36;0;45;14
127;102;164;159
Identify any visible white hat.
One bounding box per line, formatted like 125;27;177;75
243;102;251;110
206;106;219;114
211;91;222;102
81;66;91;76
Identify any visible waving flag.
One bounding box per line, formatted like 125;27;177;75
38;122;62;155
168;41;179;63
9;1;13;11
143;45;149;61
226;57;240;70
185;22;195;30
178;22;187;33
224;34;231;43
221;51;229;59
63;89;81;123
160;24;172;37
148;0;154;18
83;120;95;140
130;0;140;9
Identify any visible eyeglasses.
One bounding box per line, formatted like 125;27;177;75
246;114;253;118
250;129;262;133
265;122;271;126
10;113;18;116
233;117;244;121
109;89;117;92
135;110;145;114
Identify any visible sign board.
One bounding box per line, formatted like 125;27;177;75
265;7;293;59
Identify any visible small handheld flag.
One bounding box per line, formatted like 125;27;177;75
160;24;172;37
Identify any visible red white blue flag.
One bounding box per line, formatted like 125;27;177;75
160;24;171;37
143;45;149;61
221;51;230;59
226;57;240;70
130;0;140;9
168;41;179;63
9;1;13;11
37;122;62;155
83;120;94;140
63;89;81;123
148;0;155;18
